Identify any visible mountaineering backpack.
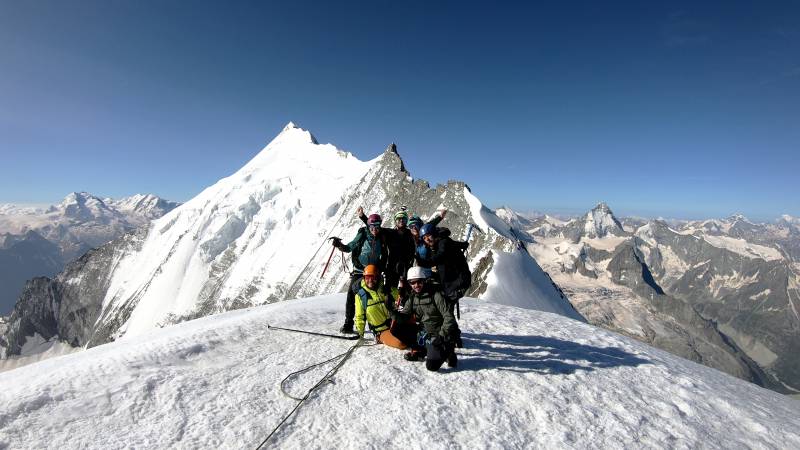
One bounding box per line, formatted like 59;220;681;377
349;227;386;272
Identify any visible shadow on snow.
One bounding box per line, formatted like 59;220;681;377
458;333;651;375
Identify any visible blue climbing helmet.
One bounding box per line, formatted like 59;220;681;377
419;223;437;238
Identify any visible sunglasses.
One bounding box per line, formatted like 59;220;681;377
364;275;377;280
368;224;380;229
409;280;424;286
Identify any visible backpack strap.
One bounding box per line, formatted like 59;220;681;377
358;287;369;320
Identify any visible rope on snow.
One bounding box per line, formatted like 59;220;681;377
254;337;375;449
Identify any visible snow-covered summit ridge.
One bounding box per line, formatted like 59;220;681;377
584;201;625;238
1;295;796;449
2;122;581;360
232;122;347;179
106;122;579;337
45;192;119;222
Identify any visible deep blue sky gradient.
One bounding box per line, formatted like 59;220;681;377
1;1;798;220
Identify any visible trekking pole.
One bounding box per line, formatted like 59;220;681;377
268;324;360;340
320;237;339;279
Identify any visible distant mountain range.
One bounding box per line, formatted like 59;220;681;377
0;193;180;313
495;203;800;395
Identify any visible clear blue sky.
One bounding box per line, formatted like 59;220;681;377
1;1;798;220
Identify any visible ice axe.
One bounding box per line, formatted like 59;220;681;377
321;237;341;279
464;223;482;245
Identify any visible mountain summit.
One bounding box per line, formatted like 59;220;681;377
2;124;580;364
584;202;625;238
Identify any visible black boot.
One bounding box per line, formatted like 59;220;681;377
446;351;458;368
404;347;426;361
339;323;356;334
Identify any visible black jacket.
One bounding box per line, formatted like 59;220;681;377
358;214;416;281
415;236;471;300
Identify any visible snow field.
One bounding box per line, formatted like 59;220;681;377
2;295;798;449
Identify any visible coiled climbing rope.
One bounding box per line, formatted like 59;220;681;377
254;337;375;449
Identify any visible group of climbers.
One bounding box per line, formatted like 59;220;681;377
331;206;471;372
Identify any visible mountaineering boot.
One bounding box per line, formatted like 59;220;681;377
339;323;356;334
404;348;425;362
446;351;458;368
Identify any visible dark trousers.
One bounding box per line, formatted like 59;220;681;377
391;320;419;348
424;338;455;372
444;289;464;336
344;274;363;326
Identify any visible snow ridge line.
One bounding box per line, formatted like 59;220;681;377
255;337;374;449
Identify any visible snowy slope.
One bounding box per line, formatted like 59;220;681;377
101;123;373;337
0;295;797;449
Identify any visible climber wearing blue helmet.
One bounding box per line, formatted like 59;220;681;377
415;220;471;331
408;209;447;261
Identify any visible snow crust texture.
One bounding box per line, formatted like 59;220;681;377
0;296;797;449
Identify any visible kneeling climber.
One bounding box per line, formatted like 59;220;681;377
392;266;459;371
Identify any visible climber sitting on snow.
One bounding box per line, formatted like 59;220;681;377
331;212;388;334
354;264;411;349
389;266;458;371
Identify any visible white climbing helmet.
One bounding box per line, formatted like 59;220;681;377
406;266;429;281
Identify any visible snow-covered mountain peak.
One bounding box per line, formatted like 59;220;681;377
106;194;182;222
234;123;350;179
584;202;625;238
47;192;119;222
280;121;319;144
62;191;101;208
780;214;800;226
592;201;612;212
726;213;751;224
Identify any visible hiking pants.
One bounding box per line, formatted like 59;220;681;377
376;329;407;350
344;273;363;327
391;320;419;348
424;338;454;372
